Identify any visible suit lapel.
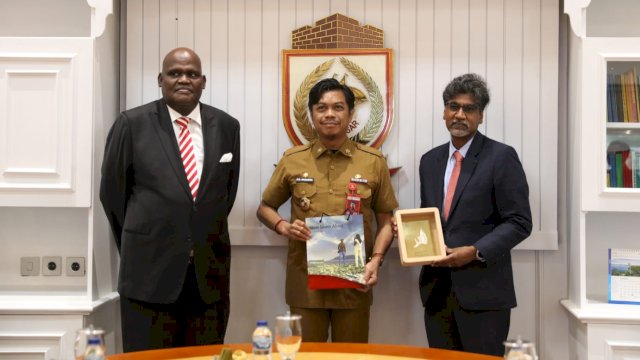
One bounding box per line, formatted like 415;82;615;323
449;132;484;219
433;147;448;215
150;100;193;199
197;104;219;202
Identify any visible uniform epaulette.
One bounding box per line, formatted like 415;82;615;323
355;143;384;158
283;143;312;157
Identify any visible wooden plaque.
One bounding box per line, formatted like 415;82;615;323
395;208;446;266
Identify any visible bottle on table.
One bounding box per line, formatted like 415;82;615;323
83;335;106;360
252;320;273;360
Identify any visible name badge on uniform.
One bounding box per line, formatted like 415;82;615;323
350;174;368;184
296;171;314;183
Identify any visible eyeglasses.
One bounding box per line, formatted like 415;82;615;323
446;101;481;114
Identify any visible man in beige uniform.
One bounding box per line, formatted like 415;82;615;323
257;78;397;343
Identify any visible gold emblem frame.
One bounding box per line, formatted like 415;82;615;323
282;49;394;148
395;208;446;266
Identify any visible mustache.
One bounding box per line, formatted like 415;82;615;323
451;121;468;127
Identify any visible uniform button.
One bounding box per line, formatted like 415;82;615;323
330;165;335;170
329;189;333;194
302;190;306;195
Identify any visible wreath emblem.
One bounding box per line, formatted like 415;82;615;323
292;57;385;146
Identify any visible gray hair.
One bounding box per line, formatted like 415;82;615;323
442;73;490;111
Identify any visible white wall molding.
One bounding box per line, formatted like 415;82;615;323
0;38;93;207
605;340;640;360
87;0;113;38
564;0;592;38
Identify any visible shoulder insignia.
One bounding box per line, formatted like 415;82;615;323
355;143;384;158
283;143;312;157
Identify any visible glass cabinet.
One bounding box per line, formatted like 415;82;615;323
606;61;640;189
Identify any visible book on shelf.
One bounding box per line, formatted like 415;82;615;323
606;146;640;188
305;214;366;290
607;66;640;123
608;248;640;305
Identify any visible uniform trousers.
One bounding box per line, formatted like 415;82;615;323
119;261;229;352
424;272;510;356
290;306;370;343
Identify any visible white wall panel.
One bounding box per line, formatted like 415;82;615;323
397;0;417;209
296;0;314;28
415;0;436;202
260;0;281;212
210;0;229;110
125;0;143;107
486;0;505;139
348;0;366;22
245;0;263;229
227;0;247;229
364;0;383;28
0;38;92;207
380;0;400;175
194;0;212;105
142;0;160;104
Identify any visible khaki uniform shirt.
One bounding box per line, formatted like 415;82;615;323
262;139;398;309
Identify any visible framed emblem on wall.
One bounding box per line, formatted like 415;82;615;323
282;48;394;149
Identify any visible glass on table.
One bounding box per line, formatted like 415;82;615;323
504;336;538;360
275;311;302;360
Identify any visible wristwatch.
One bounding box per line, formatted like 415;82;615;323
369;252;385;267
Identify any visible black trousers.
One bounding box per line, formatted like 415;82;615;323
120;262;229;352
423;273;511;356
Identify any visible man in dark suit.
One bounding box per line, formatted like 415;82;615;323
418;73;532;355
100;47;240;352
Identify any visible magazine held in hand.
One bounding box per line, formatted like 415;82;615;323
306;214;366;289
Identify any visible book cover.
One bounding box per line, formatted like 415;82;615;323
305;214;366;289
615;75;624;122
622;150;632;188
608;248;640;304
635;150;640;188
608;152;616;187
616;152;623;187
607;73;616;122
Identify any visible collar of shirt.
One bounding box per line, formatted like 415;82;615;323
310;139;356;159
166;103;202;127
448;135;474;160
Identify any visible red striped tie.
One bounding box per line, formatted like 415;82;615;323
176;116;199;200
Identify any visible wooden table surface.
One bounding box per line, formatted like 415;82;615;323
106;342;502;360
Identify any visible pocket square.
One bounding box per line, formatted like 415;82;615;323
219;152;233;163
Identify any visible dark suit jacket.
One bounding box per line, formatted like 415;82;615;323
418;132;532;310
100;99;240;305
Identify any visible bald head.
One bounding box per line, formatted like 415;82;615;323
158;47;206;116
162;47;202;70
